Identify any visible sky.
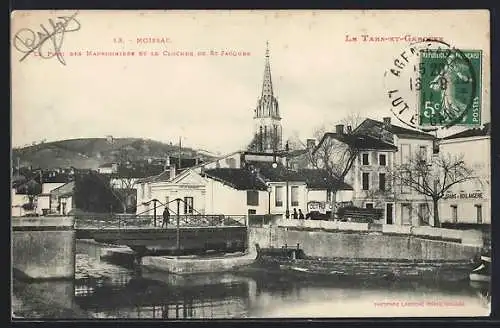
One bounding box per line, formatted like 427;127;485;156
11;10;490;154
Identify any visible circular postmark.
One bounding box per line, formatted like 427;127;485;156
383;39;479;132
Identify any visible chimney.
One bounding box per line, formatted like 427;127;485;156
169;164;176;180
306;139;316;150
383;117;391;127
336;124;344;135
346;125;352;134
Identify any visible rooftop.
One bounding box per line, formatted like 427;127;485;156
442;123;491;140
355;118;436;140
315;133;398;152
202;168;268;191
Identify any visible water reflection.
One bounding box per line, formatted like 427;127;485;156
14;241;489;319
71;252;490;318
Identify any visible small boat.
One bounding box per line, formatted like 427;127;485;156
469;255;490;283
254;244;478;282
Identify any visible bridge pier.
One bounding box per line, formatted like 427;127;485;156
12;216;75;280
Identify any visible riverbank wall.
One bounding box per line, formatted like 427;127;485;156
248;220;483;261
12;216;76;280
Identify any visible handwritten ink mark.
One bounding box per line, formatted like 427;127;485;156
14;11;81;66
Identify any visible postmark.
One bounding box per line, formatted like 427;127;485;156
13;11;81;66
383;39;481;132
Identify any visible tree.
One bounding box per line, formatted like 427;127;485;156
390;151;476;227
74;172;118;213
308;114;366;217
108;148;140;213
312;112;365;141
110;168;138;214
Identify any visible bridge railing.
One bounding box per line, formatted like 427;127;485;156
75;213;247;229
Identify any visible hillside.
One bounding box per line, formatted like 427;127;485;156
12;138;216;170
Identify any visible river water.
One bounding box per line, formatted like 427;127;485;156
12;241;491;319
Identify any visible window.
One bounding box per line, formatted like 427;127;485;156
401;144;410;164
401;172;411;193
184;197;194;214
475;204;483;224
275;186;283;207
379;154;387;166
419;146;428;161
140;184;145;199
247;190;259;206
418;203;429;225
291;186;299;207
365;203;374;209
450;205;458;223
379;173;386;191
362;153;369;165
362;173;370;190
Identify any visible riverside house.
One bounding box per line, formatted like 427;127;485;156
437;123;491;225
314;117;436;226
135;151;353;218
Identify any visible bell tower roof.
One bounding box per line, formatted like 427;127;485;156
255;41;280;120
262;41;274;99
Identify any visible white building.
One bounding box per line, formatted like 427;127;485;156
316;117;437;226
438;124;491;225
97;163;118;174
315;124;398;223
50;181;75;215
135;151;353;218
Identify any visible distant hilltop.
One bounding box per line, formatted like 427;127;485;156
12;137;216;170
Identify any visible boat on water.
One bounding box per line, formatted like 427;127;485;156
469;255;490;283
254;244;479;282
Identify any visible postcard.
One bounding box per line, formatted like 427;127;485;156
11;10;491;319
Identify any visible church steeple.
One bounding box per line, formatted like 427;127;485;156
255;41;280;120
261;41;274;99
250;42;283;153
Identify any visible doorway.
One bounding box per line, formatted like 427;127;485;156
385;203;394;224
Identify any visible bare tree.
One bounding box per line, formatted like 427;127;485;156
338;112;364;132
309;116;367;217
105;148;138;213
390;151;476;227
285;130;306;150
310;134;360;181
312;112;365;140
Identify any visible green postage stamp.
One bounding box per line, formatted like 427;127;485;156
418;49;482;127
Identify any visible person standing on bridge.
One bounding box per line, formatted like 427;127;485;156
298;209;305;220
162;206;170;228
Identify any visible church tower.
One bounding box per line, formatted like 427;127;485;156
251;42;283;153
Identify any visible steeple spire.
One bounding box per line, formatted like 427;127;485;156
262;40;274;98
250;41;282;154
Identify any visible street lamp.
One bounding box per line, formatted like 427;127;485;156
272;142;290;219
